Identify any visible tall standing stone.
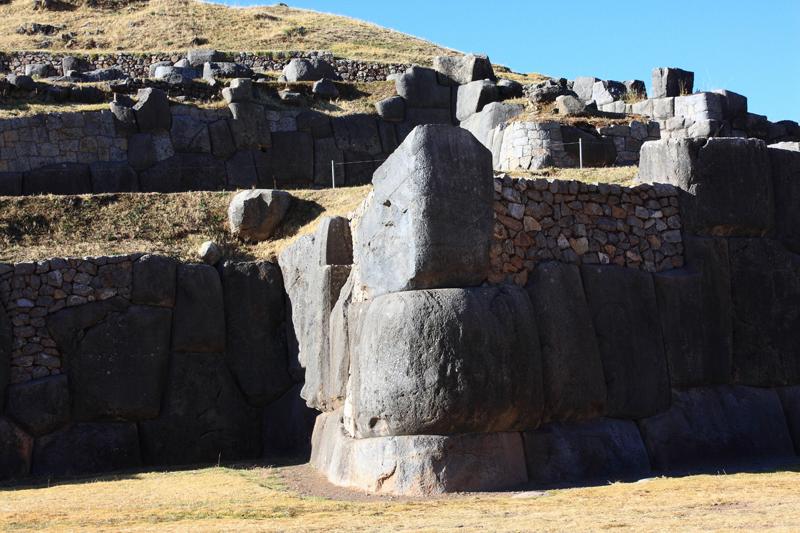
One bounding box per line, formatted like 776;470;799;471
651;67;694;98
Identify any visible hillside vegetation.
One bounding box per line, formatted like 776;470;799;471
0;0;454;63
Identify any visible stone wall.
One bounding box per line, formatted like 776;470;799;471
0;50;411;82
0;254;316;480
490;175;684;285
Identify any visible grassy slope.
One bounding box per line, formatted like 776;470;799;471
2;465;800;531
0;0;454;63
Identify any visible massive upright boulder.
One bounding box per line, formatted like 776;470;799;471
354;125;493;298
652;67;694;98
282;58;339;82
433;53;496;85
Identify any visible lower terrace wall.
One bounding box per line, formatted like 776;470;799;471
0;254;316;480
0;51;410;82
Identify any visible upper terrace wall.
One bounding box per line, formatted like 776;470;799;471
0;50;410;82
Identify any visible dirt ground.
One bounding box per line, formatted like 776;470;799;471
2;461;800;532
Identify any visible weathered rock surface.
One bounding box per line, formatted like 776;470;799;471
354;125;493;298
132;88;171;133
222;261;292;407
0;417;33;480
132;254;177;307
32;423;141;476
227;189;293;242
282;58;339;82
777;386;800;454
262;384;318;456
24;163;92;195
581;265;670;419
171;264;225;353
638;386;795;471
459;101;524;155
5;375;69;436
138;352;261;466
526;262;606;422
770;147;800;253
395;66;450;109
0;307;10;413
456;79;498;122
652;67;694;98
312;78;339;99
351;286;544;437
555;94;586;116
433;54;495;85
523;418;650;487
311;410;528;495
89;161;139;193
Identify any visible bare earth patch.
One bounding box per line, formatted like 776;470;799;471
1;463;800;531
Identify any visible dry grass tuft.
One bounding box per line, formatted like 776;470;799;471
507;166;639;187
0;186;371;264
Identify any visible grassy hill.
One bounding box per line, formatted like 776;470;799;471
0;0;455;63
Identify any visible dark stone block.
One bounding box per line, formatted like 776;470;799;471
683;237;733;384
262;383;318;457
138;157;181;193
638;386;795;472
523;418;650;487
580;265;670;419
47;297;130;356
342;150;380;185
331;114;382;155
377;120;399;154
261;131;314;187
23;163;92;195
172;264;225;353
728;238;800;386
296;111;333;138
770;147;800;253
5;375;70;437
132;254;177;307
0;417;32;480
132;88;171;133
68;305;172;421
313;137;343;187
225;150;259;189
777;386;800;454
221;261;292;407
227;102;271;150
526;262;606;422
170;115;211;153
138;352;262;466
175;153;226;190
32;423;141;477
0;306;10;413
0;172;23;196
395;66;451;109
89;161;139;193
209;119;237;160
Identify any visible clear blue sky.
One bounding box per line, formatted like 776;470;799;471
218;0;799;121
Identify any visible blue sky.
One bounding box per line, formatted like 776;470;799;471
218;1;799;121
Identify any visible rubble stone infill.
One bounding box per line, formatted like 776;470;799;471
490;175;684;285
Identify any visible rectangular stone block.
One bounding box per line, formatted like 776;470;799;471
674;92;724;121
171;264;225;353
777;386;800;454
770;147;800;253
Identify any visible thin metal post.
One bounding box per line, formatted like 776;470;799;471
579;138;583;169
331;160;336;189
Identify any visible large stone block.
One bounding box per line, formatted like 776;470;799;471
354;125;493;298
638;138;774;236
282;58;339;82
523;418;650;487
0;417;32;480
456;80;499;122
777;386;800;454
0;306;10;413
652;67;694;98
172;264;225;353
5;375;70;437
311;410;527;496
24;163;93;195
32;422;141;477
433;54;495;85
351;286;544;438
228;102;271;150
208;119;237;159
711;89;748;119
313;137;343;187
674;92;724;122
571;76;599;102
638;386;795;472
89;161;139;193
459;101;524;155
66;305;172;421
227;189;292;242
375;96;405;122
728;238;800;386
174;153;227;191
133;88;171;133
581;265;670;419
127;131;174;172
331;114;382;156
770;147;800;253
138;352;261;466
222;261;292;407
526;262;606;422
262;383;318;457
0;172;23;196
170;114;211;153
395;66;451;109
261;131;314;186
132;254;177;307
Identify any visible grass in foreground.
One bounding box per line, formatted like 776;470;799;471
1;464;800;531
0;186;371;264
0;0;453;64
507;166;639;187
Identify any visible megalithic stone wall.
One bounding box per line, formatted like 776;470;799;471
0;255;316;481
293;128;800;496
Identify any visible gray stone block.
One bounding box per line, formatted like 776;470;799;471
728;238;800;386
591;80;626;106
331;114;382;155
227;102;271;150
187;48;224;67
261;131;314;186
127;132;174;172
311;410;527;496
138;351;261;466
174;153;226;191
296;111;333;138
523;418;651;487
497;78;523;99
282;57;339;82
317;216;353;266
313;137;343;186
354;125;493;298
170;115;211;153
132;88;171;133
433;54;495;85
132;254;177;307
24;163;92;195
225;150;260;190
262;383;318;456
137;156;181;193
222;261;292;407
770;147;800;253
32;422;141;477
459;101;524;151
456;80;499;122
652;67;694;98
395;66;450;109
172;264;225;353
581;265;670;419
204;62;252;81
0;309;8;412
0;417;32;480
638;386;795;471
5;375;70;437
375;95;405;122
571;76;599;102
208;119;237;159
227;189;292;242
712;89;747;119
89;161;139;193
351;286;544;437
526;262;606;422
